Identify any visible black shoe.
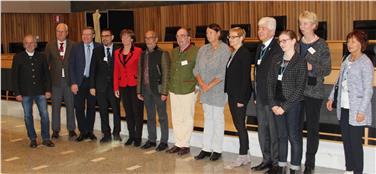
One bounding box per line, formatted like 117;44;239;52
76;133;86;142
42;140;55;147
194;150;211;160
68;131;77;138
252;162;272;171
156;142;168;151
177;147;190;156
304;166;314;174
51;131;59;139
276;166;286;174
210;152;222;161
113;134;122;141
30;140;37;148
124;138;134;146
141;141;156;149
87;132;97;140
290;169;297;174
134;139;141;147
100;136;112;143
166;146;181;153
265;165;279;174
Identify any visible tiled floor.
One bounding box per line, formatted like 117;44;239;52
1;115;343;174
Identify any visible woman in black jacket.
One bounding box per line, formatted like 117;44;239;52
267;30;307;174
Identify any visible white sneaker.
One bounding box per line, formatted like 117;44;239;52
230;154;251;167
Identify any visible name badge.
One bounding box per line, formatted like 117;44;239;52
181;60;188;66
104;57;108;62
278;74;282;81
257;59;262;65
60;52;64;56
62;68;65;78
308;47;316;55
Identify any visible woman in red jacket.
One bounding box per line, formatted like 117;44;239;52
114;29;143;146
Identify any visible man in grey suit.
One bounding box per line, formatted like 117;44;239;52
45;23;77;139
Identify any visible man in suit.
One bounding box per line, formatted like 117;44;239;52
12;35;54;148
44;23;77;140
89;29;122;143
70;26;100;141
251;17;283;174
137;30;170;151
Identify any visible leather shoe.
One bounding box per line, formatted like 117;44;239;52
210;152;222;161
51;131;59;139
290;169;297;174
42;140;55;147
304;166;314;174
134;139;141;147
113;134;122;141
141;141;156;149
30;140;37;148
156;142;168;151
177;147;190;156
100;136;111;143
251;162;272;171
166;146;181;153
194;150;211;160
68;131;77;138
76;133;86;142
87;132;97;140
124;138;134;146
265;165;279;174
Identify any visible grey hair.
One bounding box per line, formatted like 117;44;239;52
258;17;277;31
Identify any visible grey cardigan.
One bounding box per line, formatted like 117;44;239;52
299;38;332;99
328;54;374;126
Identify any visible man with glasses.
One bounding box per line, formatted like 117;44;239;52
166;28;199;155
45;23;77;140
89;29;121;143
137;30;170;151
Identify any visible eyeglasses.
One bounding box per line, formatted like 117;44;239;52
101;35;112;37
176;34;188;38
227;35;240;40
145;36;156;40
278;39;291;44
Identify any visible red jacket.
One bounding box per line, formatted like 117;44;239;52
113;46;142;91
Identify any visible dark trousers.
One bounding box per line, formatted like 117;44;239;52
275;102;303;168
340;108;364;174
51;78;75;132
74;78;96;134
97;85;121;136
143;86;169;143
256;97;278;165
120;86;144;141
302;96;323;168
228;95;249;155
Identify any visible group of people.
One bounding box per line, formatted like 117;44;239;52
11;10;373;174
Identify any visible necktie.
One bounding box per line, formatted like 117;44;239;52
84;45;91;77
59;42;64;61
106;47;111;59
260;44;266;59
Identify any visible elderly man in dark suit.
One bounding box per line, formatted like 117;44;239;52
70;26;100;142
89;29;121;143
251;17;283;174
44;23;77;140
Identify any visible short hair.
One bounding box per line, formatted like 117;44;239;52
120;29;136;42
346;30;368;52
279;30;298;41
229;27;246;38
101;28;113;35
258;17;276;31
299;10;319;28
207;23;221;33
177;27;191;37
56;23;68;32
82;26;95;35
145;30;158;39
23;34;37;48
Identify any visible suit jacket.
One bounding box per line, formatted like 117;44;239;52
113;46;142;91
224;45;253;104
267;52;307;111
44;39;74;86
254;39;283;104
12;51;51;96
89;44;119;92
69;42;100;86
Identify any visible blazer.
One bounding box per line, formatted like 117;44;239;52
113;46;142;91
224;45;253;104
44;39;74;86
89;44;119;92
12;51;51;96
267;52;307;111
69;42;100;86
329;54;373;126
137;47;170;96
254;39;283;104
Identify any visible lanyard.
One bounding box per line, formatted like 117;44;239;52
279;58;289;76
